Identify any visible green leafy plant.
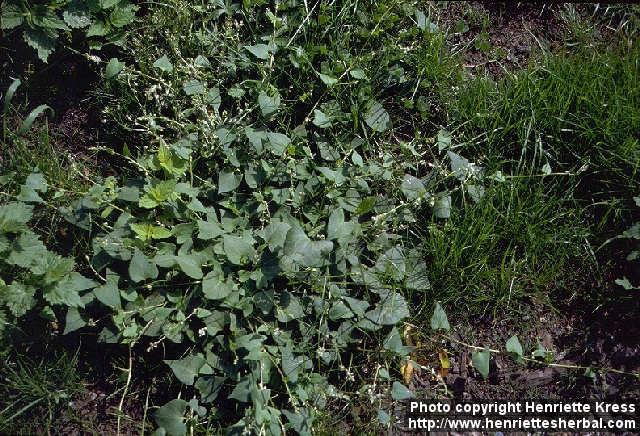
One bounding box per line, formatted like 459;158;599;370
57;1;483;433
0;173;98;337
612;196;640;290
1;0;138;62
1;1;639;434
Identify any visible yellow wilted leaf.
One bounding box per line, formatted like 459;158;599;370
438;349;450;377
403;324;415;346
400;324;417;384
400;358;414;385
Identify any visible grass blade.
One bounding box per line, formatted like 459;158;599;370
18;105;53;135
3;78;21;115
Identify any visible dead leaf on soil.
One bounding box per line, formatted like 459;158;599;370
438;349;451;378
400;324;417;384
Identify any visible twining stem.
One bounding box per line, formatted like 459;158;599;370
117;345;134;436
433;333;639;378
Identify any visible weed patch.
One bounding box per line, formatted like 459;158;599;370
1;2;639;435
413;177;589;315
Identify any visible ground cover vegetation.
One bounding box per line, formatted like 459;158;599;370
1;1;639;434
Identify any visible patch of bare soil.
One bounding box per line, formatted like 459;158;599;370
1;37;107;171
435;2;631;78
407;260;640;403
436;2;565;78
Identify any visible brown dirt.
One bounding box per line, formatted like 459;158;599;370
407;260;640;403
435;2;564;78
434;2;630;79
1;36;105;170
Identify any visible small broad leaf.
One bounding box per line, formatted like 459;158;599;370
63;1;91;28
0;202;33;232
532;343;552;361
156;143;187;177
400;175;426;200
24;173;47;192
202;273;233;300
261;221;291;251
312;110;332;128
63;307;87;334
0;281;35;317
165;354;206;385
86;20;107;37
109;3;137;27
383;327;412;355
343;297;369;317
472;349;490;379
1;4;24;30
7;231;47;268
318;73;338;86
194;55;211;68
17;185;44;203
223;234;256;265
415;9;427;30
364;101;390;132
391;381;414;400
328;301;354;320
350;69;366;80
406;263;430;292
218;170;242;194
94;270;121;310
266;132;291;155
229;377;251;403
542;163;552;176
105;58;124;79
176;254;203;279
327;208;345;241
197;219;224;240
206;87;221;112
153;55;174;72
155;399;188;436
258;92;280;116
244;44;271;59
183;79;205;95
45;272;96;308
130;223;171;241
283;408;314;436
364;291;409;326
327;209;358;245
434;195;451;219
466;184;485;203
378;409;390;425
283;225;333;268
415;9;437;32
282;347;305;383
615;277;637;290
129;249;158;283
430;302;450;331
437;129;451;151
351;150;364;167
23;28;56;62
506;335;524;358
447;151;481;180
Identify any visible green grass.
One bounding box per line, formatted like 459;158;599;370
413;20;640;319
1;121;93;196
408;175;589;318
0;348;85;434
449;43;640;207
